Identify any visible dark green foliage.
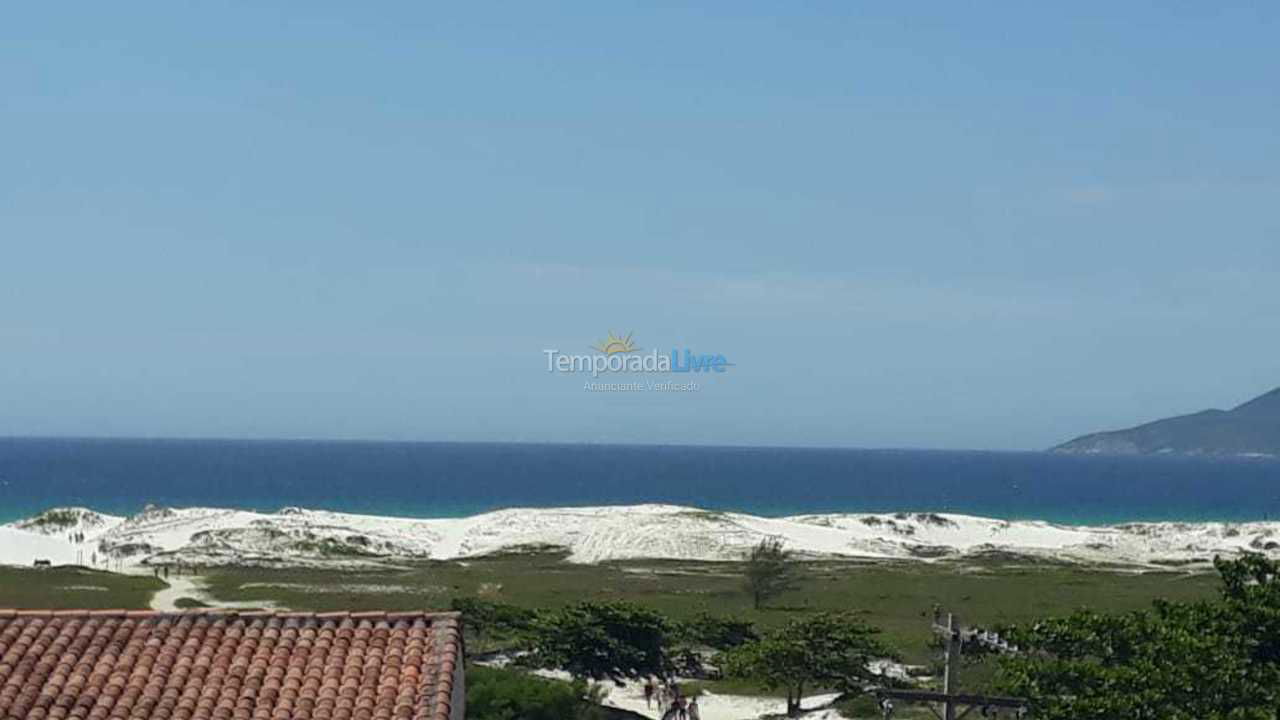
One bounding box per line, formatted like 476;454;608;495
997;554;1280;720
529;601;672;684
743;537;798;610
22;509;84;529
833;693;883;718
466;665;604;720
451;597;537;649
668;613;760;678
677;612;759;650
722;611;890;717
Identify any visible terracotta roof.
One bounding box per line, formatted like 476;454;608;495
0;610;463;720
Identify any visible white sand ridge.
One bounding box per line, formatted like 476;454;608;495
3;503;1278;570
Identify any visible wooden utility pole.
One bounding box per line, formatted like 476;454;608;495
877;610;1029;719
942;613;958;720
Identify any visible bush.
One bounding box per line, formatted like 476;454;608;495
833;693;881;718
451;597;537;650
677;681;706;698
466;665;604;720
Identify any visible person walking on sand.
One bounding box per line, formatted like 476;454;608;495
687;697;700;720
643;678;655;709
660;691;680;717
674;695;688;720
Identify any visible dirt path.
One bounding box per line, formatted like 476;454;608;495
149;574;202;611
601;683;844;720
144;573;282;612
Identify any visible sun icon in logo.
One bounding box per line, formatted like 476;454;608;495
592;331;639;354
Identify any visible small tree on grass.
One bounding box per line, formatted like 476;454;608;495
744;537;798;610
722;611;891;717
529;601;672;684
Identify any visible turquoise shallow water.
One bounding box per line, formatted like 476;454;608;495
2;437;1279;525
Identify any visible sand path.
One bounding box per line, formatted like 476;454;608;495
539;673;846;720
148;574;202;611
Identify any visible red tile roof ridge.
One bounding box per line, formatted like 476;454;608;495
0;609;461;621
425;616;463;720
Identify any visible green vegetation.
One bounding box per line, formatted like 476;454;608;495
834;694;882;719
675;611;758;650
21;509;84;529
832;695;941;720
288;536;383;557
0;566;165;609
467;665;605;720
676;681;706;697
173;596;211;608
183;554;1223;700
4;553;1252;714
723;611;891;716
997;554;1280;719
530;602;671;683
197;554;1218;671
743;537;798;610
451;597;538;652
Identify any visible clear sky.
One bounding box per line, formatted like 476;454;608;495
2;3;1277;449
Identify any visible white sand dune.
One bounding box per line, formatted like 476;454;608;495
0;526;85;566
3;504;1277;570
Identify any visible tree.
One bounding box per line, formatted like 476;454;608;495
529;601;672;684
678;612;759;650
722;611;891;717
743;536;798;610
669;613;760;677
996;554;1280;720
451;597;537;650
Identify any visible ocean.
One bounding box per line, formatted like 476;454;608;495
1;437;1278;525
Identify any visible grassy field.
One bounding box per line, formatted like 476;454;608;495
1;556;1221;704
0;557;1220;665
0;566;166;609
197;553;1221;669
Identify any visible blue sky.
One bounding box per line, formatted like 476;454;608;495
2;3;1277;449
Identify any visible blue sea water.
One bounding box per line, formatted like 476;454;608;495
1;437;1279;525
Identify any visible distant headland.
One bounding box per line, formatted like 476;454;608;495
1053;387;1280;458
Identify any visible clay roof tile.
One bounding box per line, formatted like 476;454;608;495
0;611;463;720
